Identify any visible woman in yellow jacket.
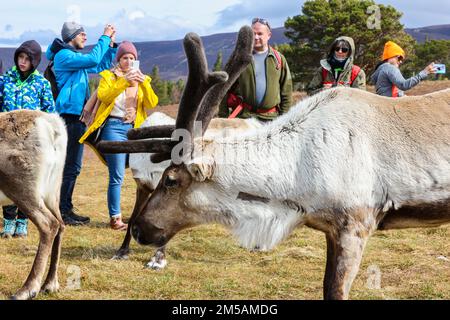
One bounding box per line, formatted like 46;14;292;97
79;41;158;230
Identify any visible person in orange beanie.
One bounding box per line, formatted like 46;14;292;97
371;41;436;97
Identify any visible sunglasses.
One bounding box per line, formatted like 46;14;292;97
335;47;350;53
252;18;271;30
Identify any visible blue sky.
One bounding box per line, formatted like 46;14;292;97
0;0;449;47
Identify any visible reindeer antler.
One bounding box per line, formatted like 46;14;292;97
127;125;175;140
98;32;227;156
98;26;254;163
97;139;176;154
196;26;254;134
127;26;253;141
176;33;228;135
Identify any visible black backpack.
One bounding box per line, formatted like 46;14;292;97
44;61;59;101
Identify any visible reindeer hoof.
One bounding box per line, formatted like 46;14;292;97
10;289;38;300
112;249;130;261
41;281;60;294
112;253;129;260
145;258;168;270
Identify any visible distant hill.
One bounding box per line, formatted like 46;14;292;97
1;25;449;80
405;25;450;43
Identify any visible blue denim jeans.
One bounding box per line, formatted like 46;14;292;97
101;118;132;218
60;114;86;214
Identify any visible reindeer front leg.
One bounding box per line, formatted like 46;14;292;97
11;206;59;300
323;219;373;300
113;184;152;260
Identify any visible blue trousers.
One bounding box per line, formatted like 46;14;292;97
60;114;86;214
101;118;132;218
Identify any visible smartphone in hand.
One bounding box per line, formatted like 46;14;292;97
435;64;446;74
131;60;140;71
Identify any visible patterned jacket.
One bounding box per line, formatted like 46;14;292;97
0;67;55;113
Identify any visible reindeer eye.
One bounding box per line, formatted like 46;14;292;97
164;175;178;188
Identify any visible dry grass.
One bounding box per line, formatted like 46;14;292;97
0;83;449;300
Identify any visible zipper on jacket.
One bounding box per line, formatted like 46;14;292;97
68;80;73;104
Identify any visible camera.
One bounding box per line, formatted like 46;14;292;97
434;64;446;74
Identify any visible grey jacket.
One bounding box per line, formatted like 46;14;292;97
371;63;428;97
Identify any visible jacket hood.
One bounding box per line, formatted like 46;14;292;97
321;36;356;72
14;40;42;73
46;38;76;61
327;36;356;61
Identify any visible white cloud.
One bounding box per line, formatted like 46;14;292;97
128;10;145;21
214;0;300;31
82;8;210;43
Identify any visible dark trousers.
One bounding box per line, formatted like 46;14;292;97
3;205;27;220
60;114;86;214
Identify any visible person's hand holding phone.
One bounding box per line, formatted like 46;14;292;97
125;69;139;87
132;70;146;83
126;61;146;84
103;24;115;38
425;62;437;75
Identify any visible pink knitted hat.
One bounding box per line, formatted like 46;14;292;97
116;41;138;61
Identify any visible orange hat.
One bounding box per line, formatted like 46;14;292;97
382;41;405;61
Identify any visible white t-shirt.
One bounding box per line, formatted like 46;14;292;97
110;91;126;118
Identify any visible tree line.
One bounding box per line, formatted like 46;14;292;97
277;0;450;88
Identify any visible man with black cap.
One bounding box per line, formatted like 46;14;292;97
46;22;117;226
0;40;55;238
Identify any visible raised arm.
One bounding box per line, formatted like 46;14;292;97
54;35;112;72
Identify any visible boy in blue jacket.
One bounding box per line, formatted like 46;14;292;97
0;40;55;238
46;22;117;225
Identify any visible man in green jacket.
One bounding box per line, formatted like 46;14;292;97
219;18;293;121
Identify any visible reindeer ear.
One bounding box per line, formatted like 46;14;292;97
187;161;215;182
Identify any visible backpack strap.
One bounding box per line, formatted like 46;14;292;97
44;61;59;101
349;65;361;85
322;67;334;85
392;85;399;98
270;47;282;70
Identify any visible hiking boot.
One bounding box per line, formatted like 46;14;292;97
14;219;28;238
1;218;16;239
67;208;91;224
110;217;128;231
61;212;85;226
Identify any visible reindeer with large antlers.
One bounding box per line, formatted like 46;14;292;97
0;110;67;300
99;26;450;300
112;112;262;269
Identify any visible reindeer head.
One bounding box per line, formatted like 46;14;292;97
98;26;253;247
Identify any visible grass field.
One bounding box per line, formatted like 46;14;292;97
0;82;449;300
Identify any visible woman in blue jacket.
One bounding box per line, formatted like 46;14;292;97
0;40;55;238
